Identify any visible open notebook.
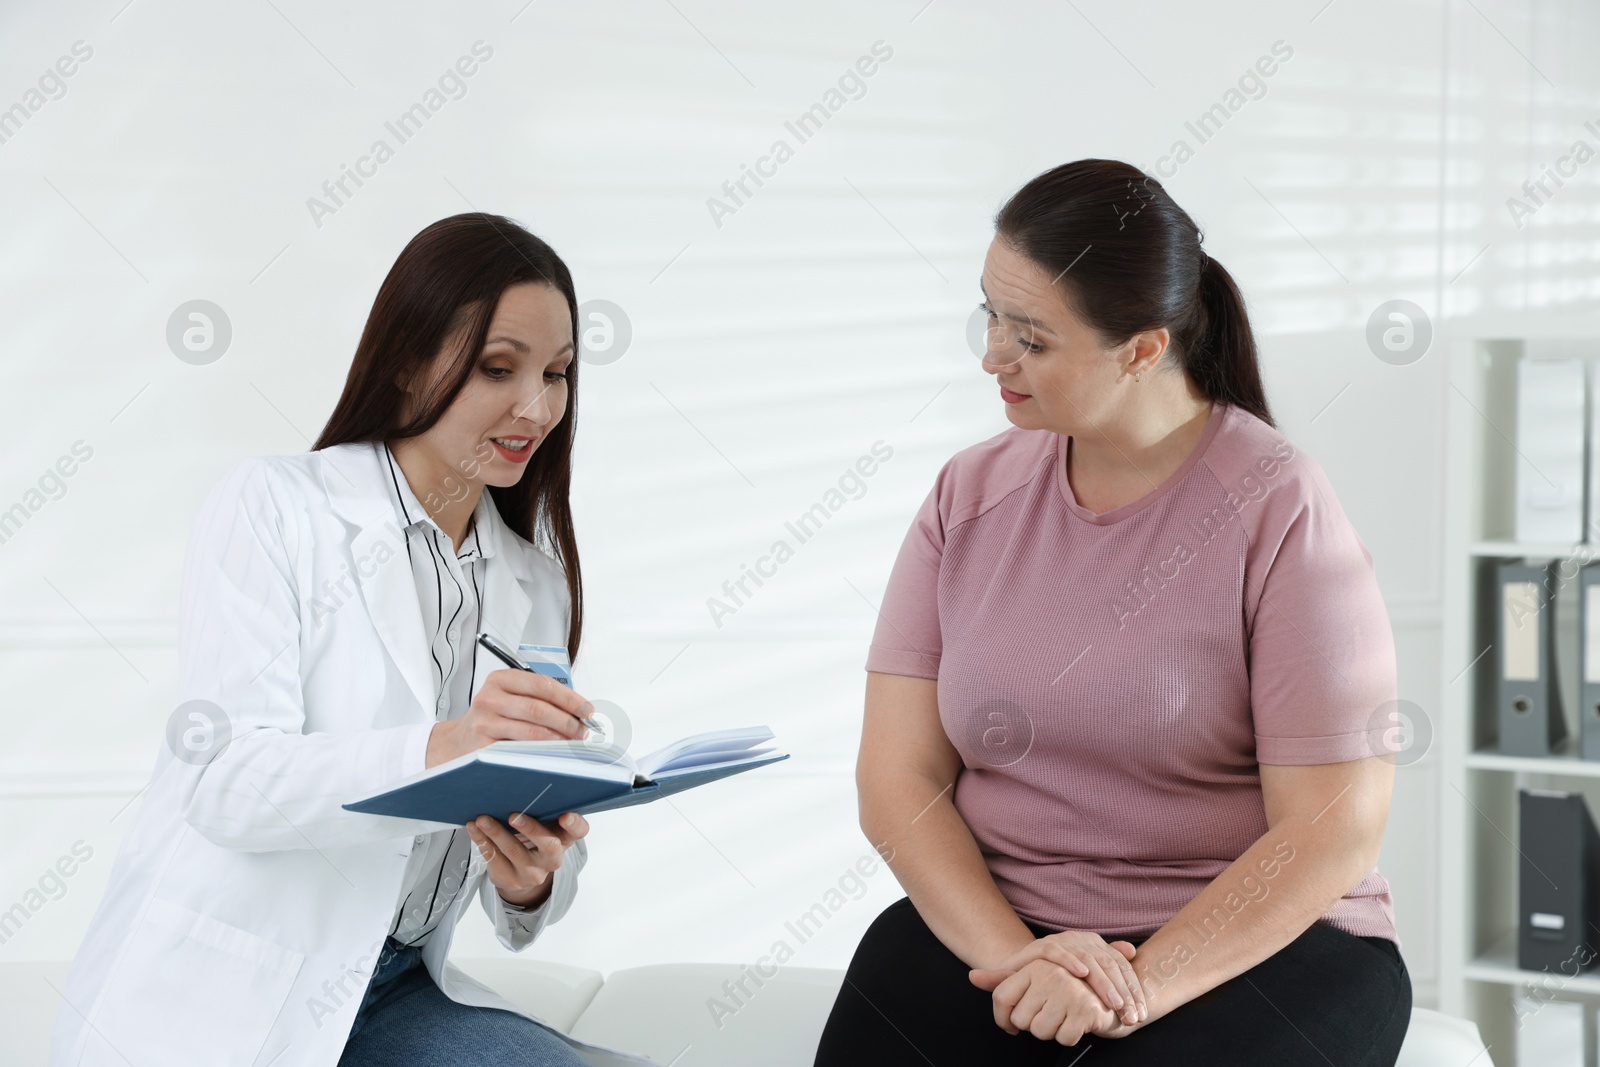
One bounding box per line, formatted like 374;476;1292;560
342;726;788;827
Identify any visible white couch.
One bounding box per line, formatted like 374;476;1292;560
1;958;1487;1066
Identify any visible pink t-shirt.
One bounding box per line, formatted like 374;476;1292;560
866;400;1399;943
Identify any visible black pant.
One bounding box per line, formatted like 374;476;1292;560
814;896;1412;1066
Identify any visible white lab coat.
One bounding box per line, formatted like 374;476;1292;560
49;441;652;1067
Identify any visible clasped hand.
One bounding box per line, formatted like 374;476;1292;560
968;931;1148;1046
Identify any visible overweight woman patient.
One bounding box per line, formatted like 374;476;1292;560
51;215;649;1067
814;160;1412;1066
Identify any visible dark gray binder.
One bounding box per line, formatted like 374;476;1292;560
1498;560;1567;757
1581;563;1600;759
1518;788;1600;972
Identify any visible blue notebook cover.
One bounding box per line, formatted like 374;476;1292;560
342;752;789;826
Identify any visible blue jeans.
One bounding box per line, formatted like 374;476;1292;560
336;936;589;1066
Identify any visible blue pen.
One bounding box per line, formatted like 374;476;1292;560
475;632;603;735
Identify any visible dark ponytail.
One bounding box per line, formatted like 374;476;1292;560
994;159;1274;428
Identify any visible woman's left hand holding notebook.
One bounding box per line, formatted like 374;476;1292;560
467;807;589;908
426;666;595;908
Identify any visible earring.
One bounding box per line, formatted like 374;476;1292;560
1134;372;1141;383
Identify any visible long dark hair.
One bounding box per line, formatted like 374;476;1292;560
994;159;1273;428
313;213;585;661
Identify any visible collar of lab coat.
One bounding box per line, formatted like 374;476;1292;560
316;440;538;717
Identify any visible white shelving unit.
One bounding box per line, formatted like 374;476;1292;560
1439;328;1600;1065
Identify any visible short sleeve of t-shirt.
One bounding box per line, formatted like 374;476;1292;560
864;476;945;679
1245;462;1398;765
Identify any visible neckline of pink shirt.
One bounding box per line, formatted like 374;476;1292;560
1055;400;1229;526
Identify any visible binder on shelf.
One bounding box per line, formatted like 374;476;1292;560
1498;560;1568;757
1582;564;1600;760
1514;356;1585;545
1518;788;1600;973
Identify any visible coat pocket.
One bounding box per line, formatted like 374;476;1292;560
89;898;305;1067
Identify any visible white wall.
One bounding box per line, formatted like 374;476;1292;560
3;0;1598;1016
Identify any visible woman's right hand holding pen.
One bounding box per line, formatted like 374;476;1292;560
426;669;593;769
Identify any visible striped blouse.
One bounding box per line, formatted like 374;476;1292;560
378;441;540;946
